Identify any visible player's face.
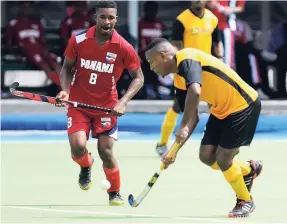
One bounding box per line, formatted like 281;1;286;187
146;51;170;77
191;0;206;10
96;8;118;35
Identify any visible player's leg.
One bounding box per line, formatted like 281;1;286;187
97;134;123;206
200;114;261;175
217;98;262;217
156;99;180;156
93;117;123;206
156;87;185;156
216;146;255;218
67;108;93;190
199;114;222;168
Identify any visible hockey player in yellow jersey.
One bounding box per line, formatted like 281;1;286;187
145;38;263;218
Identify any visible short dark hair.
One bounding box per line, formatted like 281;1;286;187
145;38;169;52
96;1;117;13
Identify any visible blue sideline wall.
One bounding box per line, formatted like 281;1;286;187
1;113;287;134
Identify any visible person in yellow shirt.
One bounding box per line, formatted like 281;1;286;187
145;38;263;218
156;0;223;156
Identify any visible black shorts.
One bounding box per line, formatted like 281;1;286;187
174;87;187;112
201;98;261;149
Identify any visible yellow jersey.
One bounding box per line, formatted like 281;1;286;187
172;8;219;90
175;48;258;119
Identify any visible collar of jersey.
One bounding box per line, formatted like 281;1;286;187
86;25;120;44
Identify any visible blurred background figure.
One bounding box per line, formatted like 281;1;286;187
138;1;167;99
207;0;245;69
60;1;90;48
1;1;286;100
234;18;278;100
268;21;287;98
4;1;61;88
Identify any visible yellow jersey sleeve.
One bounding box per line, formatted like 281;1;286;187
176;56;202;88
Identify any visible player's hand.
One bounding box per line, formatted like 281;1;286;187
111;101;126;116
55;91;69;107
175;126;189;144
161;149;178;169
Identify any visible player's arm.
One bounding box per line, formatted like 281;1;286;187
112;43;144;116
171;19;184;50
162;59;201;167
177;59;202;142
212;24;224;59
59;35;77;94
119;68;144;105
60;56;75;93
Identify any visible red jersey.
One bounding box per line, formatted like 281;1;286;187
64;26;140;110
5;17;45;48
209;0;245;30
138;19;166;59
60;14;91;39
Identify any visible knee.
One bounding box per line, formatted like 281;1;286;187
98;147;113;162
69;137;86;156
216;153;233;171
199;150;215;166
172;102;181;114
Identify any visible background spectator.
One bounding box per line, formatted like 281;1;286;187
4;1;61;88
268;22;287;98
138;1;167;99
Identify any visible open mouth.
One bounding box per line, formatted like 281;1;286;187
101;27;111;32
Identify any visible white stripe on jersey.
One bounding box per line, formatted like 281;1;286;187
76;33;87;44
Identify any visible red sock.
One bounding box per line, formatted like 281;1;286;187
72;149;93;167
103;166;120;193
47;72;61;87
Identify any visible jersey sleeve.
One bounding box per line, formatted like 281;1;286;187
122;41;141;71
178;59;202;87
171;19;184;41
64;35;77;60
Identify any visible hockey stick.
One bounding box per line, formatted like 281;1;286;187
128;140;183;207
9;82;112;113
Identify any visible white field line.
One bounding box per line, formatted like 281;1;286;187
3;205;285;224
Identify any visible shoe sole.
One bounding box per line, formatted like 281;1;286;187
228;206;256;218
79;182;92;190
109;201;124;206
